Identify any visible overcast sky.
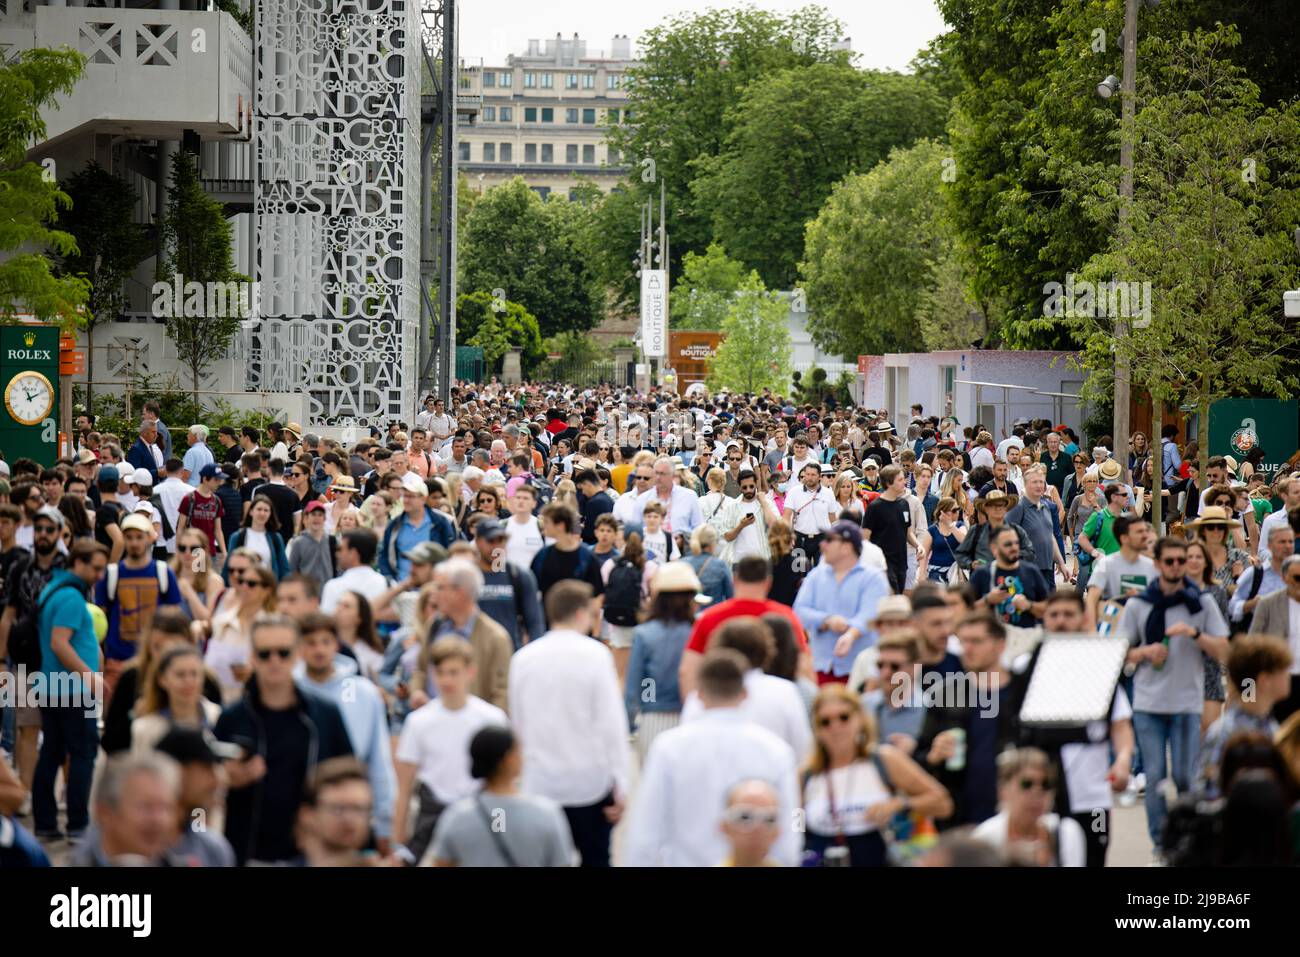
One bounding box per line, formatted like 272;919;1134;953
458;1;947;73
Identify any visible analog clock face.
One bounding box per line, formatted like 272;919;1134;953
6;372;53;426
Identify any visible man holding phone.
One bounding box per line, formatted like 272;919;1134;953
723;470;778;564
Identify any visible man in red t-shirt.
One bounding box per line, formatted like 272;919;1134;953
679;555;811;696
175;463;227;559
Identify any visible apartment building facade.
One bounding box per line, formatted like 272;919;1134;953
459;33;637;199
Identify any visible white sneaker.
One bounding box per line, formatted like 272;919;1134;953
1148;851;1167;867
1132;772;1147;794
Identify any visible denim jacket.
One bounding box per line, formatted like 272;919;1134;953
624;619;691;725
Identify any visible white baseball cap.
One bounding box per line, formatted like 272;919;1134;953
132;468;153;487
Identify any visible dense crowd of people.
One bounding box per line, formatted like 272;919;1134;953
1;385;1298;867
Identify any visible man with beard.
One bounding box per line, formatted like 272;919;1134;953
0;508;66;802
722;470;779;564
969;526;1052;630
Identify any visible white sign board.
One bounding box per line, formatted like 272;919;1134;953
640;269;667;358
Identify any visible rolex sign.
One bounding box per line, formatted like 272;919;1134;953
0;326;61;467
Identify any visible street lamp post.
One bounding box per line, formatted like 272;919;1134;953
1112;0;1139;494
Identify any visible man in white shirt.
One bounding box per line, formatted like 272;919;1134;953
775;435;818;493
722;470;779;563
782;462;837;566
508;580;629;867
392;636;508;865
679;618;812;758
633;457;703;547
1257;476;1300;561
504;485;547;568
624;647;800;867
321;528;390;613
995;426;1026;466
613;464;653;528
155;457;192;555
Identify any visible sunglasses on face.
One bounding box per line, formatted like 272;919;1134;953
817;711;854;728
254;647;293;661
1018;777;1054;793
723;806;780;829
238;576;264;587
1160;556;1187;566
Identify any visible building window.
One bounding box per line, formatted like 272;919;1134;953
482;106;495;121
540;144;553;163
541;72;553;88
541;107;553;123
524;143;537;163
607;73;621;90
583;144;595;164
582;74;594;89
941;365;956;398
524;107;537;122
458;142;470;162
624;108;633;122
499;106;512;122
566;144;578;164
483;143;495;162
566;108;578;123
460;76;471;90
607;147;621;165
499;71;512;87
524;72;536;88
532;186;550;200
500;143;512;162
566;73;578;89
482;73;495;88
582;108;595;124
606;108;619;124
569;188;582;201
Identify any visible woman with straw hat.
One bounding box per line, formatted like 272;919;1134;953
1188;506;1248;591
624;561;702;763
327;473;361;534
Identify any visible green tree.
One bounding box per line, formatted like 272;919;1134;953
158;149;246;406
709;274;792;394
692;62;947;287
58;161;150;403
669;242;746;330
0;48;89;326
458;178;603;337
802;139;983;357
455;291;545;373
1031;27;1300;499
608;6;850;273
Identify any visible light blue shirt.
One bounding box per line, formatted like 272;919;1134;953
182;441;215;487
633;485;703;539
393;512;433;580
793;561;891;676
1161;438;1182;486
1229;562;1286;622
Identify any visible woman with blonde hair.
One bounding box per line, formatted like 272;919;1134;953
972;747;1087;866
941;469;973;524
685;523;733;607
357;493;391;538
130;644;222;754
392;581;441;716
554;477;579;512
802;684;952;867
205;557;277;702
832;471;864;522
171;527;224;624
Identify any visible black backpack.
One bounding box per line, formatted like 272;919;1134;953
1237;565;1266;633
8;570;81;672
603;559;643;627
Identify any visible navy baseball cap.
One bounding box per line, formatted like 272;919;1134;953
826;520;863;554
199;463;223;480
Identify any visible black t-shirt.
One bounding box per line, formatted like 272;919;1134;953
223;442;244;464
969;562;1051;628
4;552;65;618
920;651;963;683
862;496;910;565
862;445;893;467
94;500;123;553
961;687;1011;825
240;477;267;507
536;545;605;600
579;493;614;544
215;483;244;543
257;483;301;540
247;705;310;863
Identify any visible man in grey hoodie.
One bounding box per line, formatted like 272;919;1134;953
296;611;397;853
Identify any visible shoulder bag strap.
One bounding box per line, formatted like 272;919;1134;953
475;797;520;867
